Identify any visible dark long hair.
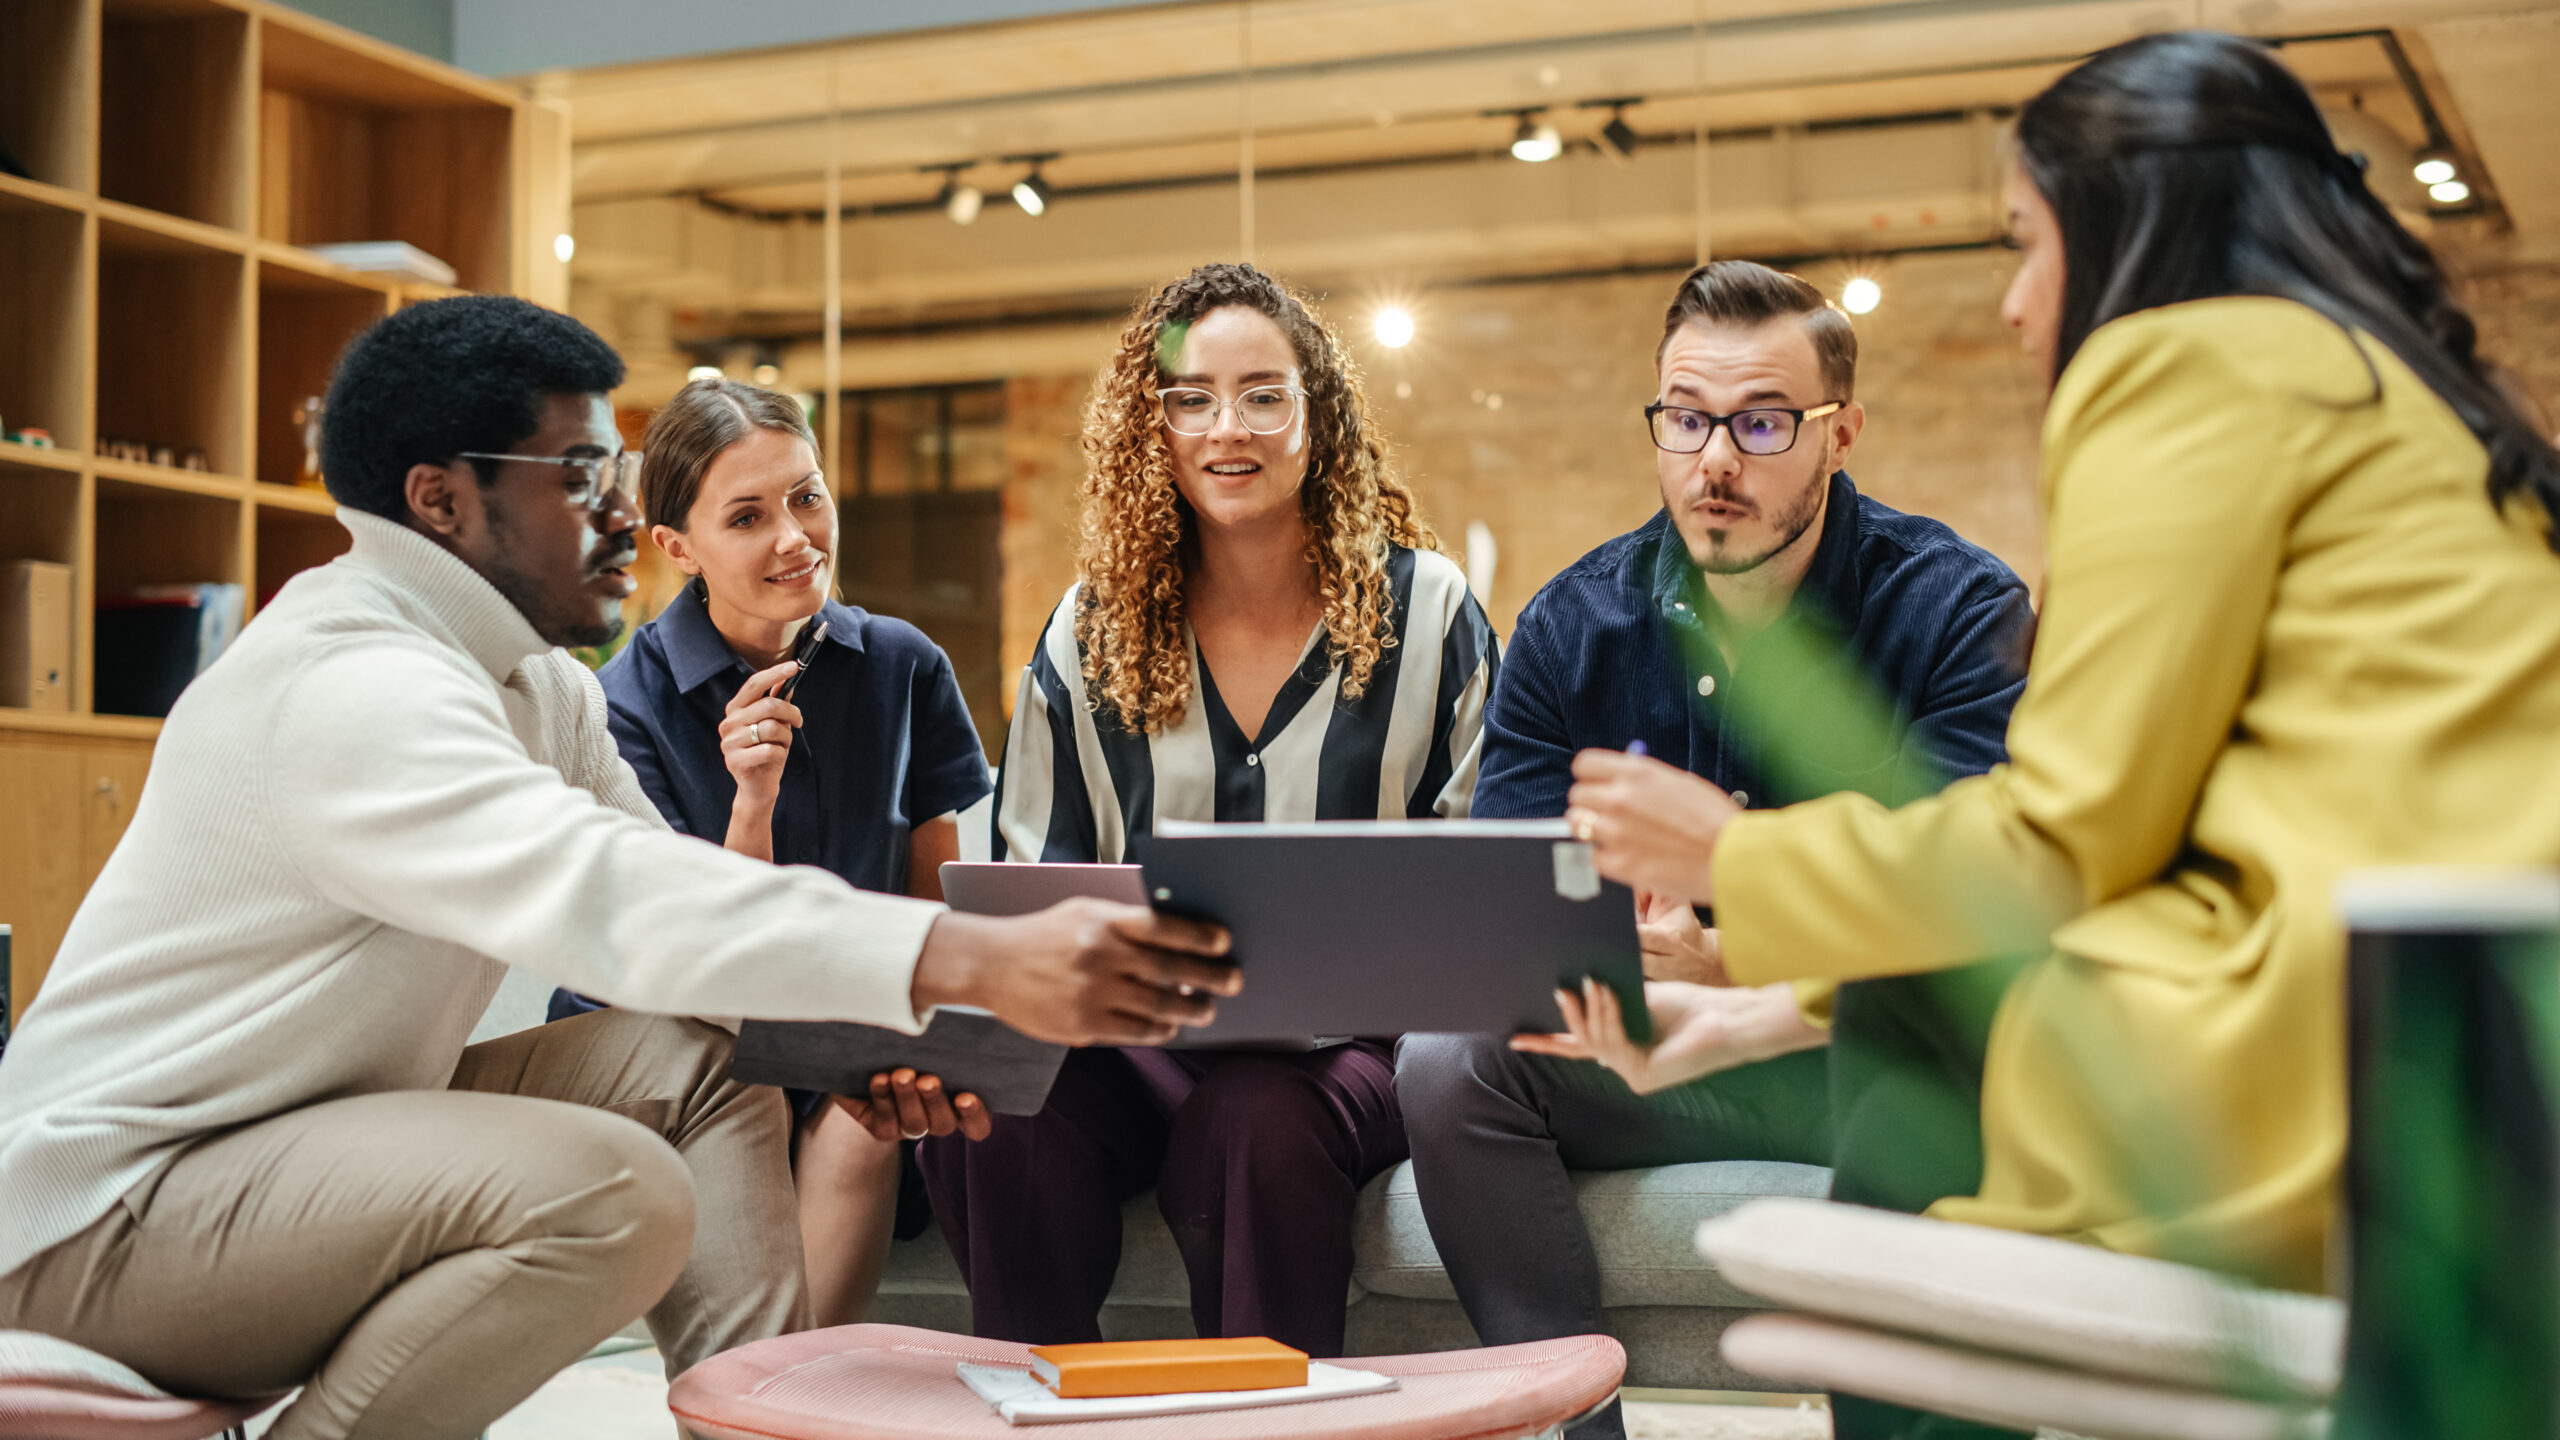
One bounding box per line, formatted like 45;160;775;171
2017;30;2560;548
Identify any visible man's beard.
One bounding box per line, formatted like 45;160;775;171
481;514;630;650
1695;444;1830;576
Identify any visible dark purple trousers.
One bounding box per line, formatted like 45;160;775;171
916;1041;1407;1357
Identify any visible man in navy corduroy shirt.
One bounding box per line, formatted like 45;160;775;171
1396;261;2033;1439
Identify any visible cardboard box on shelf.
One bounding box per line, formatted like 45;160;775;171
1;560;73;711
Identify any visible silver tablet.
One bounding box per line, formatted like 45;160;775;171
938;861;1147;916
726;866;1148;1113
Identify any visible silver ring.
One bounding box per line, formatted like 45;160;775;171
901;1127;928;1141
748;721;763;744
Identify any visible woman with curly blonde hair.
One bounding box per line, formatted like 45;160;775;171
919;262;1498;1356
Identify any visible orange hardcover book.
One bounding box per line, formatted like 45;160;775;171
1027;1337;1310;1398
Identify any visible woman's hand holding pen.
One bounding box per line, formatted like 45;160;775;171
835;1067;994;1142
1563;747;1738;906
719;658;804;861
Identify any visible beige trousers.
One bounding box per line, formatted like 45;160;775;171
0;1007;809;1440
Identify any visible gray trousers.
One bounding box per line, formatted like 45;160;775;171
1394;1034;1832;1440
0;1007;807;1440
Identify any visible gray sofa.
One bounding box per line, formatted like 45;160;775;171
868;1158;1829;1391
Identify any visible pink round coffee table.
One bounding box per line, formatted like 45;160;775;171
669;1325;1625;1440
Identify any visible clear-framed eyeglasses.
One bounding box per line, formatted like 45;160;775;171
1156;385;1306;436
1644;401;1843;456
457;450;644;511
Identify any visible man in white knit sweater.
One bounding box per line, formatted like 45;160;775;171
0;297;1237;1440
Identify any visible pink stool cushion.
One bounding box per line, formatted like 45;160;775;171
0;1383;280;1440
669;1325;1625;1440
1720;1314;2322;1440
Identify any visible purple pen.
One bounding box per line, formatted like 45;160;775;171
1626;740;1647;757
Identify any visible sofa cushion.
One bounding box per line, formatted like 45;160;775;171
1722;1313;2322;1440
1354;1160;1831;1308
1695;1199;2345;1401
0;1332;166;1397
880;1159;1833;1316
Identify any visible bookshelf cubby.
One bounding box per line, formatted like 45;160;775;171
93;476;240;595
0;190;90;453
0;0;96;194
253;500;349;605
100;0;251;230
256;259;391;488
0;461;82;575
259;21;513;293
0;0;532;1021
97;217;247;478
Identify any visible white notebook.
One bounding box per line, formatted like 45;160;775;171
956;1360;1398;1426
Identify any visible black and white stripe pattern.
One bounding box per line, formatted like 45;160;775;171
996;546;1499;862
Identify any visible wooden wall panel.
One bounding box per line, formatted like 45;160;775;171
0;732;149;1024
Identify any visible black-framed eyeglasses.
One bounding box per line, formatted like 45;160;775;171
1644;402;1843;456
456;451;643;511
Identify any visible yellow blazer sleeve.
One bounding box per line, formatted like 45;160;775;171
1715;309;2311;985
1792;979;1838;1028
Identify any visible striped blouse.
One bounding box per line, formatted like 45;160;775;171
996;545;1500;862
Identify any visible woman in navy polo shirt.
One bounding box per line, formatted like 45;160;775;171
555;377;992;1326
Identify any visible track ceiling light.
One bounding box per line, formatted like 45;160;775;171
1582;98;1643;165
1510;112;1562;164
1008;157;1058;217
935;167;984;226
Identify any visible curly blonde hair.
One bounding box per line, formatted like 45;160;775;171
1074;263;1435;735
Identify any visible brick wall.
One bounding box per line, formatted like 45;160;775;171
999;374;1092;713
2466;259;2560;430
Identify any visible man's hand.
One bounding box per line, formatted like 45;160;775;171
1636;890;1729;985
1510;977;1827;1093
910;898;1239;1047
834;1068;993;1142
1563;749;1737;904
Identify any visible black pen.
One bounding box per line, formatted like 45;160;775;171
776;619;829;703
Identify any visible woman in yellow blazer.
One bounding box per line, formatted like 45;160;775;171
1542;27;2560;1337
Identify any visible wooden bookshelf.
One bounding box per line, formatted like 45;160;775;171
0;0;532;1022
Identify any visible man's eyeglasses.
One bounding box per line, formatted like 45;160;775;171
1157;386;1305;437
457;451;643;511
1644;402;1843;457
